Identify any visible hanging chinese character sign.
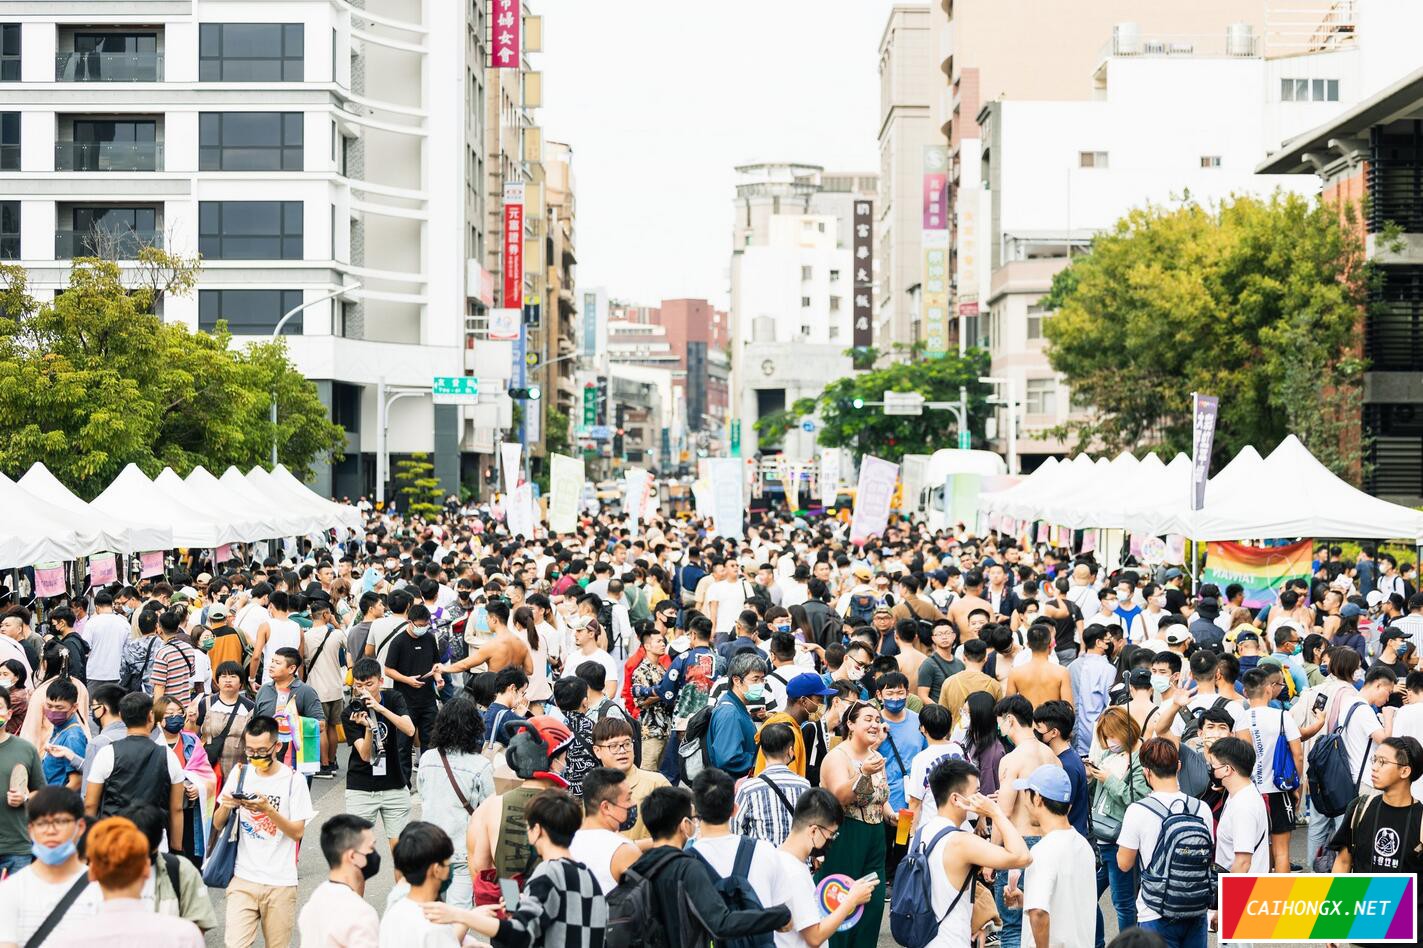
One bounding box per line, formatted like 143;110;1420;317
503;182;524;309
852;200;874;352
490;0;521;69
922;147;950;358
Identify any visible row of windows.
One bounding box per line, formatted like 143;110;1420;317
1281;77;1340;102
0;200;304;260
0;23;305;82
1079;152;1227;170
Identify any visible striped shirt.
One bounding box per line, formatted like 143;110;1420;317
151;637;197;708
731;764;811;848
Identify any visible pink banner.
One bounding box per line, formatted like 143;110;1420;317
1165;534;1186;564
1080;530;1098;555
1035;522;1050;543
849;455;900;545
490;0;521;68
215;544;232;564
34;564;65;598
89;553;117;587
1129;533;1146;562
922;172;948;230
1054;526;1071;548
140;551;165;578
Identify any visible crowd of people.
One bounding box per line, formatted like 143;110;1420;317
0;499;1419;948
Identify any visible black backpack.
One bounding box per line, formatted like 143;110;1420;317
1177;696;1230;744
677;701;716;784
1308;701;1369;818
606;848;688;948
595;700;644;768
691;837;773;948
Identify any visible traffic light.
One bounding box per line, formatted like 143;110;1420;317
851;396;865;409
508;386;541;400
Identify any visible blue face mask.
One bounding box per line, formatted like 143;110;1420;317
32;839;76;866
883;698;907;714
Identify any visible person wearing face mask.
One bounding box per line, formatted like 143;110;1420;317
212;715;316;948
151;696;215;866
378;822;461;948
753;671;834;779
83;693;184;854
296;815;382;948
567;768;641;893
1084;707;1149;939
707;652;768;779
0;788;101;945
0;685;42;876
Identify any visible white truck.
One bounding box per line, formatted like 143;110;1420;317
919;449;1009;532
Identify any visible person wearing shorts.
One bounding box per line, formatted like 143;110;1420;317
342;658;416;850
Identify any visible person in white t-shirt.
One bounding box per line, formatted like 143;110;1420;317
771;787;876;947
1207;737;1270;874
249;591;303;686
687;769;783;915
0;787;101;947
1391;670;1423;802
705;560;751;641
1117;738;1216;944
1234;666;1305;873
81;592;131;688
1015;765;1096;948
213;715;316;948
905;704;965;835
379;823;461;948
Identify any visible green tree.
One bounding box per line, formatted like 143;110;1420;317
0;252;345;498
1041;192;1370;479
393;452;442;517
757;349;992;459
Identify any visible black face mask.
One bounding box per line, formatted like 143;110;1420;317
359;849;381;880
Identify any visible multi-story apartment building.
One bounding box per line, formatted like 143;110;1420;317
876;5;935;354
541;139;576;452
0;0;505;499
1259;65;1423;505
728;163;875;461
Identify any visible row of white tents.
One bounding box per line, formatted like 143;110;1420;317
0;463;362;570
979;435;1423;543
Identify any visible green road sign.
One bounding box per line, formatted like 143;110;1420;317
432;376;479;404
731;419;741;457
958;430;971;450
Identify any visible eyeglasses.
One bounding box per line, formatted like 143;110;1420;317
30;816;76;832
812;824;840;844
597;740;635;754
1372;755;1407;768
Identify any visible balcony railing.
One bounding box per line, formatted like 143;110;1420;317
56;228;162;259
55;52;163;82
55;142;163;172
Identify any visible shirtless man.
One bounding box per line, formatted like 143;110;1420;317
1005;623;1073;709
466;716;572;905
992;694;1062;948
949;570;993;643
435;599;532;676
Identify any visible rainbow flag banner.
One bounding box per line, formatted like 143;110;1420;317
1201;539;1313;610
1220;873;1416;942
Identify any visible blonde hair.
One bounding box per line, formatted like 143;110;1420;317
1095;705;1143;754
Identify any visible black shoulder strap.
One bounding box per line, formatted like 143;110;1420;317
375;622;410;662
758;772;795;815
162;852;181;896
732;835;756;881
306;629;336;673
24;873;91;948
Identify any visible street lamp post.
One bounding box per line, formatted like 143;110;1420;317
374;377;429;505
977;375;1018;475
269;282;361;465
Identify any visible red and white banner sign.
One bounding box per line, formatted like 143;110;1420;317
490;0;521;69
503;183;524;309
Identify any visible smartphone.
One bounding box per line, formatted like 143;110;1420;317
1313;693;1328;713
498;877;520;908
855;872;879;887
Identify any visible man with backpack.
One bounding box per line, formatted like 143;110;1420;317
1234;666;1305;873
1116;737;1217;948
611;786;790;948
686;768;783;944
1330;736;1423;880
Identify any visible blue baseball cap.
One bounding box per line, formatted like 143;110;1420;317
786;672;838;700
1012;764;1073;804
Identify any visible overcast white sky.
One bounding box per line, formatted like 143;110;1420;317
537;0;901;307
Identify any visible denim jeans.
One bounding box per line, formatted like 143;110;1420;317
1096;840;1138;930
1141;915;1208;948
1308;808;1342;870
0;852;30;878
993;834;1040;948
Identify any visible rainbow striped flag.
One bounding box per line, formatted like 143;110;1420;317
1220;873;1416;942
1201;539;1313;609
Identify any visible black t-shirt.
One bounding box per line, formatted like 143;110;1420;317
342;689;410;791
1331;795;1423;875
385;629;439;707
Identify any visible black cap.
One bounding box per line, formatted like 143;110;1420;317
1128;667;1153;688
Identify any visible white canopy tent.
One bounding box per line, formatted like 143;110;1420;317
210;467;327;537
1120;447;1266;537
1056;452;1172;530
92;465;239;548
154;468;274;542
0;497;81;569
17;463;173;553
249;465;362;532
0;473;133;559
269;464;362;531
979;456;1068;521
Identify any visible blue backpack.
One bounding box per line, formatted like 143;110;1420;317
889;823;968;948
1270;708;1300;791
1307;702;1368;817
848;592;880;625
1138;797;1216;920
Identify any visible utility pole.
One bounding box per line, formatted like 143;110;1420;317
269;282;360;465
977;376;1018;474
374;376;429;505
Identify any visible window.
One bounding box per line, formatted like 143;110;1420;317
199;113;303;170
801;265;813;281
801;296;812;307
1281;77;1339;102
799;324;811;336
1200;155;1222;168
0;25;17;81
199;289;304;334
1079;151;1108;169
0;112;15;171
828;323;840;339
829;268;841;282
199;24;304;81
198;201;303;259
0;202;17;258
1026;302;1052;340
1025;378;1057;416
829;296;841;312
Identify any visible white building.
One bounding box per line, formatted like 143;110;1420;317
974;11;1422;463
0;0;495;498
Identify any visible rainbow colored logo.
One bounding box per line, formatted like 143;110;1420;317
1220;874;1417;942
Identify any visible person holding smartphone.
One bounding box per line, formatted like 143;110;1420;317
343;658;416;855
